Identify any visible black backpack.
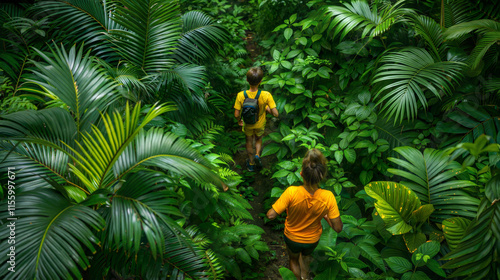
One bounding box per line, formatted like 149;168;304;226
241;90;261;124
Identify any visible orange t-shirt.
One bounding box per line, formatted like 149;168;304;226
272;186;340;243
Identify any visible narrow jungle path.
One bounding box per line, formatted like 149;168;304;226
234;146;288;280
229;30;289;279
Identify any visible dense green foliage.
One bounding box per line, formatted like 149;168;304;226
1;0;500;279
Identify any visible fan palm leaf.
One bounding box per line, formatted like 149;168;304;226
443;19;500;69
323;0;411;41
372;47;465;123
388;146;480;222
108;0;180;74
0;189;105;280
173;10;229;64
21;44;119;134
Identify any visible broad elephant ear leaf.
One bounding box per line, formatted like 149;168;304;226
388;146;479;222
365;181;421;235
0;189;104;280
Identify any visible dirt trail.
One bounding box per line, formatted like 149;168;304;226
233;146;288;280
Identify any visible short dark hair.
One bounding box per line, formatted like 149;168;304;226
302;149;327;185
246;67;263;86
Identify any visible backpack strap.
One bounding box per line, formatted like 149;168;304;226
243;90;248;99
255;90;261;100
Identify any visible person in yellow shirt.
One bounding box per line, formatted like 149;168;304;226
234;67;279;172
266;149;343;280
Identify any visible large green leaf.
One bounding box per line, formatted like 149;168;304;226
436;102;500;147
373;48;465;123
101;171;183;258
173;10;229;64
88;226;221;280
34;0;119;60
67;103;172;192
109;0;180;73
442;217;471;251
0;190;104;280
324;0;411;41
385;256;412;274
411;15;447;60
444;19;500;69
115;127;224;190
441;175;500;279
22;44;119;134
365;181;421;235
388;146;479;222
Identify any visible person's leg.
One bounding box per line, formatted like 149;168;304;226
255;134;263;157
287;246;301;279
245;134;254;164
298;241;318;279
299;253;312;279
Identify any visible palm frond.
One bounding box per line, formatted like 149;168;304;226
388;146;480;222
444;19;500;69
173;10;229;64
373;48;465;123
443;0;482;27
21;44;119;134
441;175;500;279
108;0;180;73
0;142;73;193
436;102;500;146
34;0;118;60
157;64;208;96
411;15;446;60
100;170;183;257
116;128;224;189
324;0;411;41
0;189;104;280
67;102;173;192
0;107;77;151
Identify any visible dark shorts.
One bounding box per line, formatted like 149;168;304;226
283;234;319;256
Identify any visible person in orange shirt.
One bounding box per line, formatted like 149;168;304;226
234;67;279;172
266;149;343;280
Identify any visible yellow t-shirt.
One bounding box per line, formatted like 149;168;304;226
272;186;340;243
234;90;276;129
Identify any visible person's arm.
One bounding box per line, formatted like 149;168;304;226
234;109;243;126
270;107;279;117
266;208;278;220
330;216;343;233
266;187;291;221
